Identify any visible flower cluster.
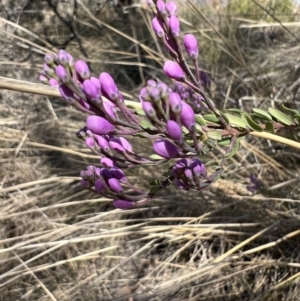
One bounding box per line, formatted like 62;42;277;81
172;158;208;190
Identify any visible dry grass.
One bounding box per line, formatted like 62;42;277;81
1;0;300;300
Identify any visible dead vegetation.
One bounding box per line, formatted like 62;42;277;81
1;0;300;300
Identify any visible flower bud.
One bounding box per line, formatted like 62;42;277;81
184;168;193;180
147;79;157;88
109;138;125;154
95;179;106;193
55;65;70;83
191;158;206;177
101;157;115;167
152;17;165;38
149;87;161;103
83;79;100;100
157;82;169;98
108;178;123;194
153;139;180;159
142;101;156;118
59;85;75;102
166;1;178;16
81;179;92;189
169;92;182;114
156;0;166;16
110;168;127;183
175;158;190;170
99;72;119;101
85;137;95;149
95;135;110;152
75;60;91;79
90;76;101;90
183;34;198;60
180;101;195;131
139;87;151;102
58;49;69;66
86;116;115;135
174;179;189;190
118;137;133;153
43;63;55;77
169;15;180;37
44;54;55;66
163;61;185;81
39;74;48;84
49;78;59;87
100;168;112;181
166;120;183;142
113;199;135;209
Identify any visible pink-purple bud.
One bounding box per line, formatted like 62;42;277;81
156;0;166;16
103;102;116;119
109;138;125;154
153;139;180;159
139;87;151;102
110;168;127;183
157;82;169;97
183;34;199;60
166;1;178;16
44;54;55;66
75;60;91;80
49;78;59;87
43;63;55;76
149;87;161;102
118;137;133;153
55;65;70;83
83;79;100;100
86;116;115;135
95;179;106;193
101;157;115;167
163;61;185;81
58;50;69;66
100;168;112;181
142;101;156;117
152;17;165;38
108;178;123;194
90;76;101;90
81;179;92;189
59;85;75;102
191;158;206;177
166;120;183;142
113;199;135;209
95;135;110;152
39;74;48;84
169;16;180;37
147;79;157;88
85;137;95;149
180;101;195;131
99;72;119;101
169;92;182;114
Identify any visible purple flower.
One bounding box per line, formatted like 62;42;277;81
169;92;182;114
142;101;156;117
99;72;119;101
95;135;110;152
180;101;195;131
109;138;125;154
75;60;91;80
85;137;95;149
83;79;100;100
39;74;48;84
44;54;55;65
110;167;127;183
183;34;198;60
191;158;206;177
43;63;55;76
156;0;166;16
169;16;180;37
49;78;59;87
139;87;151;102
166;1;178;16
108;178;123;194
152;17;165;38
153;139;180;159
59;85;75;102
58;50;69;66
55;65;70;83
166;120;183;142
113;199;135;209
147;79;157;88
95;179;106;193
163;61;185;81
86;116;115;135
101;157;115;167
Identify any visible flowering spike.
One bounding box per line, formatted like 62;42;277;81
113;199;135;209
86;116;115;135
163;61;185;81
166;120;183;142
169;16;180;37
152;17;165;38
180;101;196;131
153;139;180;159
99;72;119;101
75;60;91;80
184;34;199;60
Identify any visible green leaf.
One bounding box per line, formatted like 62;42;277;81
195;114;207;126
203;114;220;123
224;113;248;129
252;108;272;121
207;130;222;140
244;114;264;131
149;179;162;195
227;108;244;114
295;115;300;126
218;138;231;146
265;121;275;133
140;119;155;131
227;137;243;158
281;104;300;117
268;107;293;125
149;154;164;160
134;108;146;116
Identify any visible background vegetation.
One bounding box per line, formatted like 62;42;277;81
1;0;300;300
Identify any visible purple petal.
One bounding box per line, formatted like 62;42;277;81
191;158;206;177
86;116;115;135
184;34;198;59
81;179;92;189
55;65;70;83
113;199;135;209
153;139;180;159
163;61;185;81
169;92;182;114
109;138;125;154
75;60;90;79
59;85;75;102
180;101;195;131
166;120;182;142
58;49;69;66
100;157;115;167
169;15;180;37
166;1;178;16
110;167;127;183
152;16;165;37
83;79;100;100
99;72;119;101
142;101;156;117
95;179;106;193
85;137;95;148
108;178;123;194
95;135;110;152
49;78;59;87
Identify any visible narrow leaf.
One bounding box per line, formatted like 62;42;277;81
203;114;220;123
268;107;293;125
195;114;207;126
265;121;275;133
224;113;248;129
244;114;263;131
207;130;222;140
252;108;272;121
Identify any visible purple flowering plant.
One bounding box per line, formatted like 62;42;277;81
40;0;300;209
